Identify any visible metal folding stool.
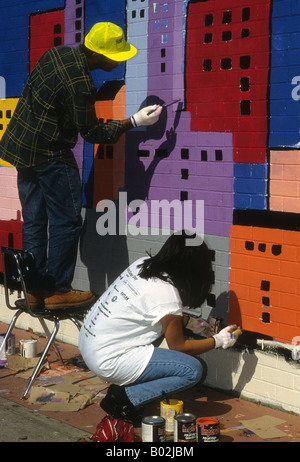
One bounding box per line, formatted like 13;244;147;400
0;246;93;399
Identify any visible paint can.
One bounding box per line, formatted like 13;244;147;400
196;417;220;442
19;339;37;358
174;413;197;442
160;399;183;432
0;333;16;355
0;336;6;366
0;333;16;366
142;416;166;442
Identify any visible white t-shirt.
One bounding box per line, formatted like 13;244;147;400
78;258;182;386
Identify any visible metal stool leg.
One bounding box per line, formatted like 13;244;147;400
69;317;82;331
38;317;64;365
22;319;60;400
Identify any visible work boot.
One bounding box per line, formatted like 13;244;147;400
44;290;96;309
27;291;45;310
100;384;143;427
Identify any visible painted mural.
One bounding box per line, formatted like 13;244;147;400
0;0;300;345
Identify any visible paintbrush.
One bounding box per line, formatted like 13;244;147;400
162;98;181;108
147;99;181;115
231;326;242;339
162;390;169;404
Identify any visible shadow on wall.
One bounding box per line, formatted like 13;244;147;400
208;291;230;324
228;289;242;328
200;345;259;397
125;95;182;204
232;347;259;394
202;290;262;395
79;205;129;297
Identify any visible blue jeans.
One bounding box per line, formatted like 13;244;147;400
125;348;203;407
17;156;82;292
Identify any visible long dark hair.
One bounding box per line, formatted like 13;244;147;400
138;231;213;308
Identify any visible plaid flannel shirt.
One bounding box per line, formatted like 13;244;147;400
0;45;123;168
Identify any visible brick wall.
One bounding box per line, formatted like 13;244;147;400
200;342;300;416
0;0;300;414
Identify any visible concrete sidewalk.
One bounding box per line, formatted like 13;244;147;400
0;395;90;442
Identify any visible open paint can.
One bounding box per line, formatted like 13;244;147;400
142;416;166;442
160;399;183;432
196;417;220;442
19;339;37;358
174;413;197;442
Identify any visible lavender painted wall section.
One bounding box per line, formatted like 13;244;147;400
125;0;234;237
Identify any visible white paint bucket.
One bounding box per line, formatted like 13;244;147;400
19;339;37;358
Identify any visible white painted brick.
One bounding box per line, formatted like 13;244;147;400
242;377;278;401
255;350;279;367
294;374;300;391
276;386;300;408
197;345;300;414
261;365;295;389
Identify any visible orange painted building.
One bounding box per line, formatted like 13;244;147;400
229;225;300;344
92;85;127;208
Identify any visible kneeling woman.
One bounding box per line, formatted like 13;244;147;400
79;232;237;425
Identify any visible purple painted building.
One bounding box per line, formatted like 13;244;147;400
125;0;234;237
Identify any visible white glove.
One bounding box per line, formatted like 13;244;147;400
131;105;162;127
213;325;237;349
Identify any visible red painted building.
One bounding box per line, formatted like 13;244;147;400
185;0;270;163
30;10;65;73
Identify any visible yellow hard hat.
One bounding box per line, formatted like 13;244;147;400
84;22;137;62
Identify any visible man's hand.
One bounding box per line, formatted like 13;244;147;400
131;105;162;127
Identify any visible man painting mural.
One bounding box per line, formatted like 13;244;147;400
0;23;162;309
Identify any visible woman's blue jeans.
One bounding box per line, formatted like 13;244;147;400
17;157;82;292
125;347;203;407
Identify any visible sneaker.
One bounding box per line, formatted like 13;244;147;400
44;290;96;309
100;384;143;427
